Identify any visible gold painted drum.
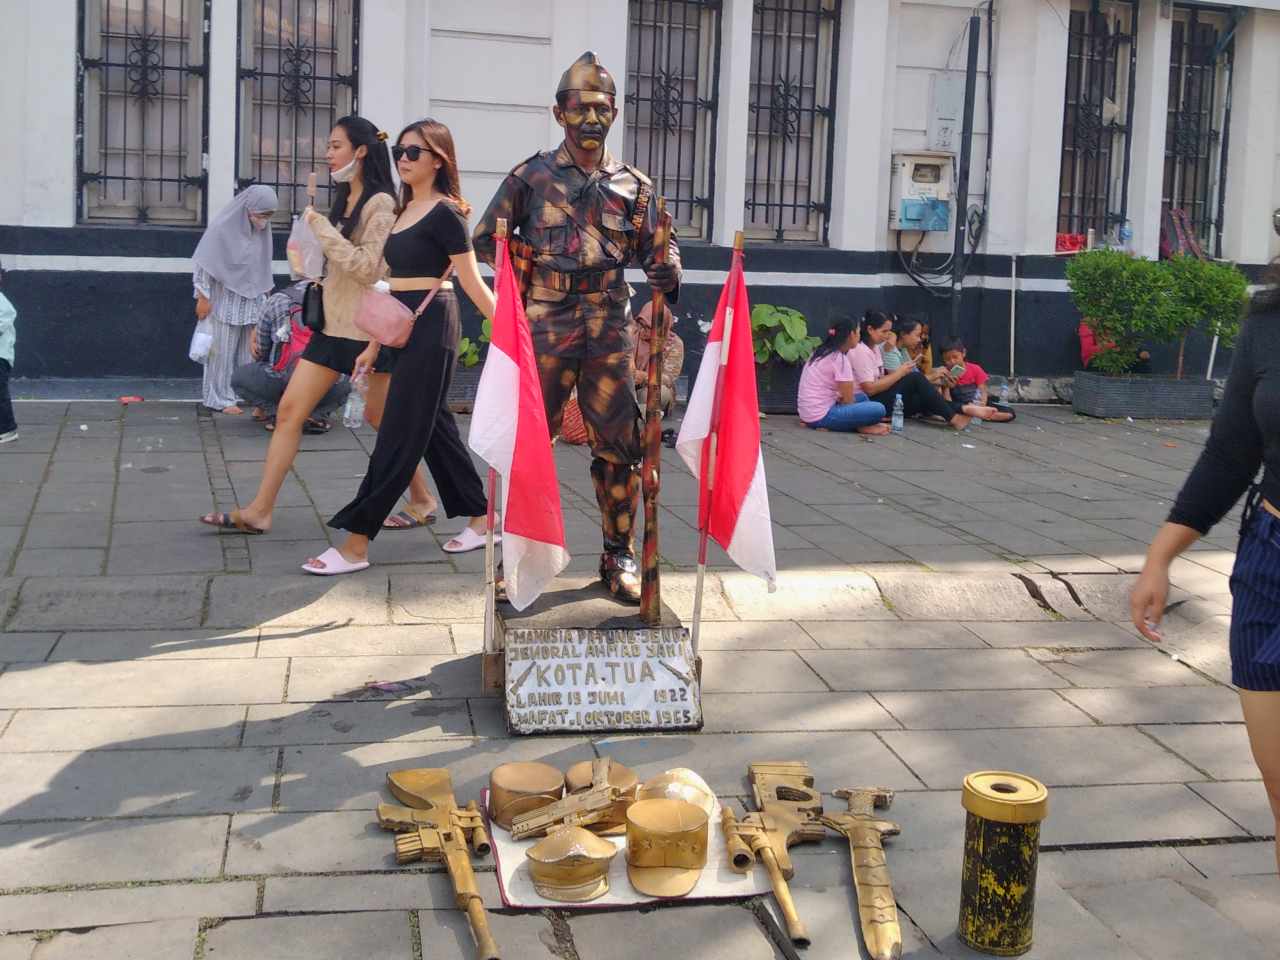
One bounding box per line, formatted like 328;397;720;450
488;761;565;830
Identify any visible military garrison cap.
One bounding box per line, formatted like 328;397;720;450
557;51;616;98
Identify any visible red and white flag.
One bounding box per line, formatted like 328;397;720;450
675;251;776;589
467;235;569;610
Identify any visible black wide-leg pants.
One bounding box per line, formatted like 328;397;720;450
869;369;956;422
329;290;487;539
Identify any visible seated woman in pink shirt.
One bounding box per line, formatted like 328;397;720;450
850;310;994;430
796;318;889;435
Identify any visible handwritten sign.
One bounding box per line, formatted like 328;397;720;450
504;626;702;734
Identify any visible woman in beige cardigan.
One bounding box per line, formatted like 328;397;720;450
200;116;435;534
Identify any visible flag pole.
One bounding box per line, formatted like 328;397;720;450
640;199;673;626
691;230;744;659
483;220;507;684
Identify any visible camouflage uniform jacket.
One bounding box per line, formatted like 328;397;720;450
473;143;681;312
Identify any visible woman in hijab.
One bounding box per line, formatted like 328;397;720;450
192;185;278;413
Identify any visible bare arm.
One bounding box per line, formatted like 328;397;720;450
857;359;915;396
1131;523;1201;641
451;250;496;321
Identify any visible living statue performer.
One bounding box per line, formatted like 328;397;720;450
474;51;681;604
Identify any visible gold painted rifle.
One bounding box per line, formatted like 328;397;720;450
721;762;827;946
376;769;500;960
509;757;621;841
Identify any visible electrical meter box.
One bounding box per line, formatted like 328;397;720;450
889;152;954;232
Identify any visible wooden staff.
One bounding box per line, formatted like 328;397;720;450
482;221;507;681
639;200;673;625
690;230;745;657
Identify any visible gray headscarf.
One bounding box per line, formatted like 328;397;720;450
192;185;278;298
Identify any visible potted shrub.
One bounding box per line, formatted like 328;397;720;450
751;304;821;414
1066;249;1246;420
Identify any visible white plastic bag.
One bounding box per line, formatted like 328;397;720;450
188;318;213;364
286;215;325;279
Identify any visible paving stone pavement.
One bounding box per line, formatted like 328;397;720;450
0;400;1274;959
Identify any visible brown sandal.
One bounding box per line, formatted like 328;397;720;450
199;511;266;535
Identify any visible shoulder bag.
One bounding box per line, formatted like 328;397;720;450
300;281;326;332
354;265;455;349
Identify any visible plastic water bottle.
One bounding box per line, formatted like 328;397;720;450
891;394;905;434
342;375;367;429
273;314;291;342
999;382;1011;404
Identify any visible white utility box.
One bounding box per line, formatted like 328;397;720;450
889;151;954;232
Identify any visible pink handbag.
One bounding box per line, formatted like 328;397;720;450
355;265;455;348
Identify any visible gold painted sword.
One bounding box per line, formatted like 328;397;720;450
821;787;902;960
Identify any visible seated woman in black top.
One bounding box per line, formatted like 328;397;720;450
303;119;497;574
1132;256;1280;870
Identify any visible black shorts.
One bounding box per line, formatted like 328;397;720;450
301;330;395;375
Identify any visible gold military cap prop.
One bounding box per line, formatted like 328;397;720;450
625;798;709;898
556;51;616;98
526;826;620;903
636;768;717;817
488;761;565;830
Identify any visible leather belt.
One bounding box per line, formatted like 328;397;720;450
531;266;624;294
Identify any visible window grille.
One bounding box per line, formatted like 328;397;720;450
76;0;210;225
1163;6;1234;258
624;0;722;242
744;0;841;243
1056;0;1137;241
236;1;360;225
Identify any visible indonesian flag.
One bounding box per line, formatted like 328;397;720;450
675;250;776;590
467;235;569;610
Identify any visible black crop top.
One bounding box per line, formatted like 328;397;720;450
1169;313;1280;534
383;201;472;278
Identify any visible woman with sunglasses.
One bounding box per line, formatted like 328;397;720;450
191;184;278;414
302;119;496;574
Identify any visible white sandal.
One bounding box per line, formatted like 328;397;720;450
302;546;371;576
442;527;499;554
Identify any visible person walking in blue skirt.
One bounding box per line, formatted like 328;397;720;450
1132;253;1280;874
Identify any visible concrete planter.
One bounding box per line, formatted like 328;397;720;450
1071;370;1214;420
448;366;482;413
756;361;803;415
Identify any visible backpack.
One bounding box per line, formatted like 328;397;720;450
272;306;313;373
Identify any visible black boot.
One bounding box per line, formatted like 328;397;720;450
599;550;641;604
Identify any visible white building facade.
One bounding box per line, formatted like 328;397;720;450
1;0;1278;378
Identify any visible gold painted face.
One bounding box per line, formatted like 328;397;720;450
555;91;615;151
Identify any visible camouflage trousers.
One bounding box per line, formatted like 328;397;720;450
528;287;641;559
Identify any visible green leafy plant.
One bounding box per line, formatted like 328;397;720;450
457;316;493;368
1162;254;1248;377
1067;249;1250;378
1067;249;1157;374
750;304;820;365
457;336;481;368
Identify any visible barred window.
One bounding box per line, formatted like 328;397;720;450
745;0;840;243
1163;6;1233;257
624;1;722;242
1056;0;1137;242
236;1;360;225
76;0;210;225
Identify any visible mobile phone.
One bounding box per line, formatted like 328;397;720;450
949;363;966;378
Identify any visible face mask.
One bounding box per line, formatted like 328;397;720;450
331;157;359;183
